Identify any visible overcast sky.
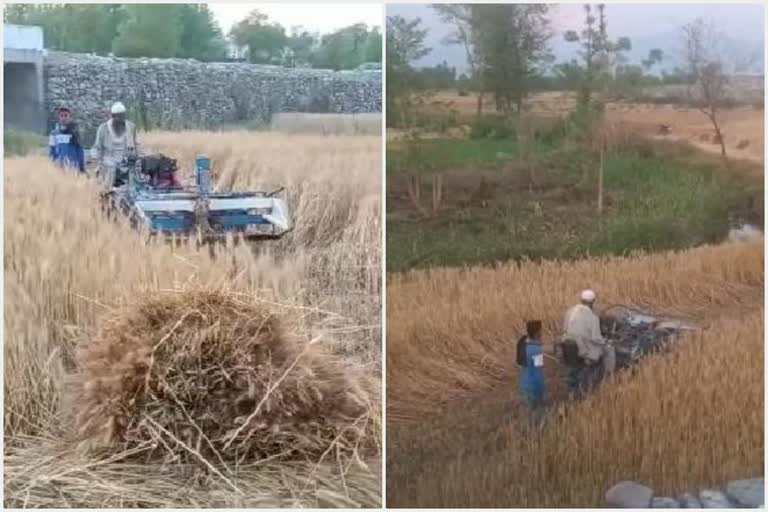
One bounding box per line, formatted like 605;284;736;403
210;4;382;34
387;3;764;72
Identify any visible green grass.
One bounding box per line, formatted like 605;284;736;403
387;139;521;174
4;128;45;157
387;140;761;272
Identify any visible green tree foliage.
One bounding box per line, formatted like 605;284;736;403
564;4;632;108
229;9;288;64
386;15;432;126
286;27;318;67
470;4;553;114
176;5;227;61
5;4;225;61
6;6;382;69
410;61;456;90
642;48;664;71
365;27;383;64
314;23;376;70
432;4;488;116
112;5;182;58
5;4;124;54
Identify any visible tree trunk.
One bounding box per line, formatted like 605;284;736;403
407;174;429;219
431;173;443;215
710;111;727;158
518;115;536;191
597;138;605;215
476;93;484;118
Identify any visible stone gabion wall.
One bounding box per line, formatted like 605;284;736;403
43;51;381;143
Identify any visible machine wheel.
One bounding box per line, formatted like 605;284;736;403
100;192;118;220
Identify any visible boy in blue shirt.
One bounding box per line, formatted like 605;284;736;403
48;107;85;173
519;320;546;418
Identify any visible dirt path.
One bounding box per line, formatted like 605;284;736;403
606;103;764;166
402;91;765;167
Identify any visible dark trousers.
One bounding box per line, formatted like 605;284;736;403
567;363;603;395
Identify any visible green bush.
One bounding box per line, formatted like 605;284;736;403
534;119;568;147
469;115;516;140
5;129;44;157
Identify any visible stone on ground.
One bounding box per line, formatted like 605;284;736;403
699;489;733;508
651;496;680;508
678;492;702;508
725;478;764;508
605;481;654;508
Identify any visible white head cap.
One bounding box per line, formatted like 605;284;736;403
580;289;596;302
111;102;126;114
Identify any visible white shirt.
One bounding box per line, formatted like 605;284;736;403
563;303;605;360
92;119;138;166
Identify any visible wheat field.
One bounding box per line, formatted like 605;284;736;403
386;241;764;507
4;130;382;507
270;113;382;136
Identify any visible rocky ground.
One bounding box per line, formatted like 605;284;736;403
605;478;764;508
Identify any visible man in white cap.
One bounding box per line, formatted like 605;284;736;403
92;102;140;189
561;289;616;392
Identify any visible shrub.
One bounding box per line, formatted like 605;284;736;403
4;128;44;157
469;115;516;140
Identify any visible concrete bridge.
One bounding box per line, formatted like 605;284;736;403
4;24;45;134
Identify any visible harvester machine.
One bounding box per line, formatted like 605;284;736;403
101;154;292;240
555;305;700;380
599;305;700;370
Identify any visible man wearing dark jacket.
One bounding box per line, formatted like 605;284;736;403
48;107;85;173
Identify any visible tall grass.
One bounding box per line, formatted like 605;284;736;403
386;241;763;506
4;128;45;157
4;131;382;507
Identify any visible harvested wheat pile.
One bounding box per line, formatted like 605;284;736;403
72;289;378;464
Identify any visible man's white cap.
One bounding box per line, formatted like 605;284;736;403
111;102;126;114
580;289;596;302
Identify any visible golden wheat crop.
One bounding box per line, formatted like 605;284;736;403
270;113;382;135
386;240;763;507
4;130;382;508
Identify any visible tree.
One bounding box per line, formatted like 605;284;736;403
563;5;636;213
176;5;226;61
365;27;383;63
564;4;631;109
386;16;443;217
642;48;664;71
682;18;729;158
409;61;457;90
470;4;553;115
431;4;486;116
6;4;227;61
5;4;124;55
386;15;431;127
230;10;288;64
112;5;182;58
314;23;371;70
286;27;318;67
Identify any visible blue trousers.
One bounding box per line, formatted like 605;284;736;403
523;389;546;426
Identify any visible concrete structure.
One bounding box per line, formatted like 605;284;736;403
4;24;46;134
225;42;250;62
